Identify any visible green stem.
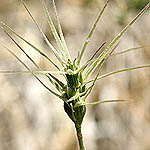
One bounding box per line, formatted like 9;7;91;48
75;124;85;150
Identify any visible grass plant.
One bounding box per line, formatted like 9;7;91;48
0;0;150;149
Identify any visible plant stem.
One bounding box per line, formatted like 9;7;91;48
75;124;85;150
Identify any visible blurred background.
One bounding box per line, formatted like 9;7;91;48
0;0;150;150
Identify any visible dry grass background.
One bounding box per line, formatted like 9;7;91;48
0;0;150;150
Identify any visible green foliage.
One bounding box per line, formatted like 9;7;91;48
127;0;150;10
0;0;150;149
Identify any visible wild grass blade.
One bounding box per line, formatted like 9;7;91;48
52;0;71;61
97;2;150;64
2;29;41;70
47;75;63;93
82;43;117;101
90;41;107;60
0;70;62;74
75;42;106;74
85;99;130;106
83;42;120;80
77;0;109;65
80;44;150;75
0;22;61;70
21;0;65;67
2;45;61;98
108;45;150;58
0;25;64;91
83;2;150;80
80;44;149;77
85;64;150;85
48;73;65;88
83;54;103;80
75;99;130;107
40;0;68;61
75;58;97;74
